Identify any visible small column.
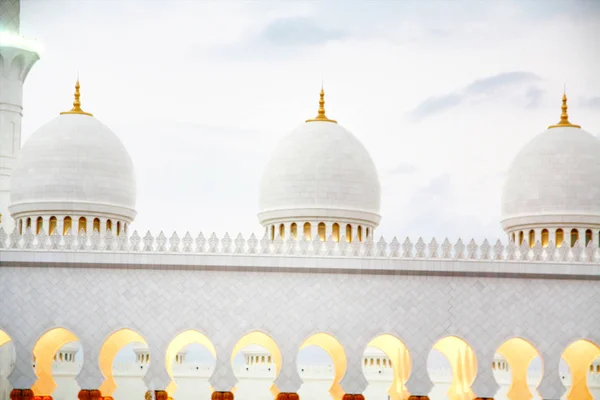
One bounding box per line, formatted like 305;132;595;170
276;394;299;400
325;222;333;240
211;392;234;400
77;389;103;400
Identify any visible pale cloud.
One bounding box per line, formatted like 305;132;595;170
261;17;346;46
580;96;600;109
410;71;542;121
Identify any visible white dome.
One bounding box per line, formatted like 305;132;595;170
9;113;136;221
258;120;381;227
501;125;600;231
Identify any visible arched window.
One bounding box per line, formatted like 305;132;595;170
49;216;57;235
541;229;549;247
36;216;43;234
291;223;297;239
518;231;524;245
63;217;72;235
78;217;87;233
26;217;31;229
366;227;370;239
303;222;311;240
270;225;275;240
93;218;100;232
511;232;515;242
279;223;285;239
346;224;352;243
332;223;340;242
570;228;579;247
116;221;121;236
528;230;535;248
585;229;592;246
19;219;23;234
318;222;326;241
556;228;564;247
106;219;112;232
358;226;363;242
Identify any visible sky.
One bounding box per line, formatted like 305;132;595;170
16;0;600;243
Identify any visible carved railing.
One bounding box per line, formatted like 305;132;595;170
1;227;599;263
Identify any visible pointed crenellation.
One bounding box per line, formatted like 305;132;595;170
402;237;413;258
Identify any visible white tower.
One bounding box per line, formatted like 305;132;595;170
0;0;40;233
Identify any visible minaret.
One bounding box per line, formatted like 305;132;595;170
0;0;40;232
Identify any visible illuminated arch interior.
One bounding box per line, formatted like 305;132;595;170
299;333;347;400
432;336;477;400
231;331;282;397
165;330;216;397
31;328;79;396
366;334;411;400
496;337;541;400
98;328;147;397
561;339;600;400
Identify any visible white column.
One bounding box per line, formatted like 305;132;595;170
0;7;40;234
325;222;333;240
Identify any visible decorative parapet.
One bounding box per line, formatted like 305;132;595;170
1;227;600;265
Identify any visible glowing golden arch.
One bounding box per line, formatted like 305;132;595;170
561;339;600;400
231;331;282;398
98;328;147;396
432;336;477;400
165;330;216;397
367;334;411;400
0;330;11;347
496;337;540;400
300;333;347;400
31;327;79;396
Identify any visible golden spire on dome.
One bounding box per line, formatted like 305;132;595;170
60;78;93;116
548;89;579;129
306;84;337;123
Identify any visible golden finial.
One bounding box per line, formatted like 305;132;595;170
60;78;93;116
306;84;337;123
548;89;579;129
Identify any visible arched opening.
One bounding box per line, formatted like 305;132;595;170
165;330;216;400
106;219;112;232
346;225;352;243
31;328;82;398
0;331;16;399
571;229;579;247
78;217;87;234
297;333;347;400
494;337;542;400
511;232;515;242
332;223;340;242
49;217;57;235
358;226;363;242
318;223;326;241
99;328;149;399
26;217;31;230
279;224;285;240
427;336;477;400
93;218;101;233
366;227;370;239
36;217;43;234
363;334;411;400
556;229;564;248
541;229;549;248
270;225;275;240
304;223;311;240
19;219;23;234
529;230;535;248
560;339;600;400
63;217;72;235
231;331;282;398
585;230;592;247
291;223;297;239
116;221;121;236
519;231;524;245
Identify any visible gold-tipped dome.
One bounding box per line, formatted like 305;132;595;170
60;79;93;116
548;92;580;129
306;87;337;123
